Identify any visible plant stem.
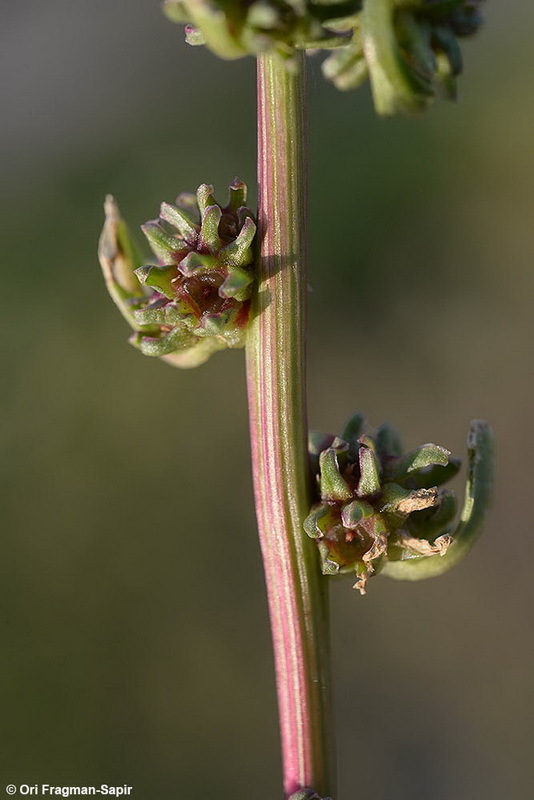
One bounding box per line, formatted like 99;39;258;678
245;52;333;799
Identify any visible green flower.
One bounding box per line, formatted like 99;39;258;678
98;179;257;368
304;414;493;594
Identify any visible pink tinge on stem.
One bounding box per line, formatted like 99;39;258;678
246;53;331;799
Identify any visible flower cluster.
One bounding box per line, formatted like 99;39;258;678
164;0;362;60
324;0;485;113
164;0;484;116
98;179;256;368
304;414;492;594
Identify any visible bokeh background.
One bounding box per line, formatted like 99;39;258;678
2;2;533;798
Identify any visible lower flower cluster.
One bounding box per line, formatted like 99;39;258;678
304;413;492;594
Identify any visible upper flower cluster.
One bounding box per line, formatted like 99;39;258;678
304;414;492;594
164;0;484;115
98;179;257;367
164;0;362;60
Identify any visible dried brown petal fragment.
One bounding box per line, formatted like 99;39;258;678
397;532;453;557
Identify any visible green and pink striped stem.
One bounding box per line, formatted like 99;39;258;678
245;52;333;799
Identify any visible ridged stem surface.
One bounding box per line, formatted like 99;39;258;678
245;52;333;799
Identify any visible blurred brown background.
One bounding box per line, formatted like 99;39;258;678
1;2;533;798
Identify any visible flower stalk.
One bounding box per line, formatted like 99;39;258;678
245;53;333;798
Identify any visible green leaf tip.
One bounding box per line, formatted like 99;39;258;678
98;179;257;368
304;414;493;594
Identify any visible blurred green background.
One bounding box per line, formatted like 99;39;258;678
2;2;533;798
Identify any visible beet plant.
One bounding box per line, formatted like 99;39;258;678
99;2;492;797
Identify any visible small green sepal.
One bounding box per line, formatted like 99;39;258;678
140;220;189;264
341;499;375;529
159;201;199;245
220;216;257;268
134;264;179;300
227;177;247;212
199;205;223;251
356;441;381;498
319;448;353;503
303;504;333;539
385;443;451;483
196;183;217;214
178;251;219;277
219;266;254;301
